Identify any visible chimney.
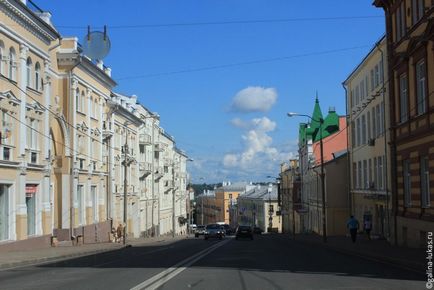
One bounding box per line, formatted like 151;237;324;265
96;60;104;70
35;11;52;26
104;67;111;77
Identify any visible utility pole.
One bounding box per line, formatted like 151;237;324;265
123;127;128;245
172;160;176;238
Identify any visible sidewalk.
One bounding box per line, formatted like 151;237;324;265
293;233;426;272
0;234;191;270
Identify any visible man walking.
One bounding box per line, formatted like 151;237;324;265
346;215;359;243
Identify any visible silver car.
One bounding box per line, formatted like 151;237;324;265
204;224;224;240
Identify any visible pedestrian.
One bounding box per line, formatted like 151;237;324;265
346;215;359;243
116;223;123;243
364;219;372;240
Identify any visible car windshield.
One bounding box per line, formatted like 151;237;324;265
206;224;220;229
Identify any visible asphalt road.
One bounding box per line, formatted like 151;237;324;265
0;234;425;290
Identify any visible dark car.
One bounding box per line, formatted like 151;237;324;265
253;227;263;234
204;224;225;240
222;224;233;235
235;225;253;240
194;225;206;238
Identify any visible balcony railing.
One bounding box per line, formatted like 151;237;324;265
154;166;164;180
102;121;114;138
139;133;152;145
154;142;164;152
139;162;152;176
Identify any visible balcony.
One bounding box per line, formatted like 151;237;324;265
139;162;152;176
154;142;164;152
154;166;164;180
139;133;152;145
102;121;114;139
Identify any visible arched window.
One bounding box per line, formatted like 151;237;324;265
89;96;93;117
0;40;4;76
75;88;80;111
34;62;41;91
26;57;32;87
94;98;98;117
81;91;85;113
8;47;16;81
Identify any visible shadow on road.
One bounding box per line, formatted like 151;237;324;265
37;234;424;283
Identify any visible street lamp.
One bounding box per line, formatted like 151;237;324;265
122;121;134;245
287;112;327;243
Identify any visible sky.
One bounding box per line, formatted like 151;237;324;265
34;0;385;183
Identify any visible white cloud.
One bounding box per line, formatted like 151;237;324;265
230;86;277;112
224;116;289;174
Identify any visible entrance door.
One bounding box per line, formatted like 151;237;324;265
26;185;37;236
0;184;9;240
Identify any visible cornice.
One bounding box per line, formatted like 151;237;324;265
0;0;59;44
78;57;117;89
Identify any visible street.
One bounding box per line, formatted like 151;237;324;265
0;234;425;290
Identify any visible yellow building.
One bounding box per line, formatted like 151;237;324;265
0;0;59;245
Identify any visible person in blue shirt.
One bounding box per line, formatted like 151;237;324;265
346;215;360;243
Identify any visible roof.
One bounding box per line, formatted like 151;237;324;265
216;182;248;192
240;185;278;201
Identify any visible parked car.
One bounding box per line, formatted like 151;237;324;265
235;225;253;240
194;225;206;238
253;227;263;234
204;224;225;240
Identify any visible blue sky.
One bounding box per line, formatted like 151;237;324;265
36;0;385;183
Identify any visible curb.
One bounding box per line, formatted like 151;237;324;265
0;235;191;271
296;238;424;273
0;245;126;271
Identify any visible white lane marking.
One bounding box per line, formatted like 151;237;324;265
130;239;230;290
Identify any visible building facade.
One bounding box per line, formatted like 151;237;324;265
343;37;392;240
0;0;189;248
237;184;282;233
279;160;301;234
374;0;433;247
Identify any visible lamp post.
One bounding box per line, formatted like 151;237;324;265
287;112;327;243
122;122;134;245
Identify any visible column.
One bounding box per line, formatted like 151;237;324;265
16;44;28;240
42;60;52;234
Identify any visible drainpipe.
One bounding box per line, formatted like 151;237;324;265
342;83;352;215
376;40;391;241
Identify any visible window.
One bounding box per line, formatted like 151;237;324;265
8;48;16;81
371;107;377;138
361;115;366;145
90;97;93;118
376;105;381;137
378;156;383;190
365;75;369;97
374;158;378;190
81;92;86;113
77;185;84;225
380;101;385;135
368;159;373;189
370;69;375;92
0;41;4;76
0;184;9;241
355;85;360;105
403;160;411;207
416;59;426;115
421;156;430;208
358;161;362;189
412;0;425;24
356;118;361;146
351;121;355;147
379;59;384;84
26;57;32;88
399;73;408;122
360;80;365;101
79;158;85;170
75;89;80;112
374;64;380;88
395;1;406;41
351;89;355;108
352;162;357;189
91;185;98;222
363;160;368;189
268;204;274;214
367;111;371;140
34;62;41;91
